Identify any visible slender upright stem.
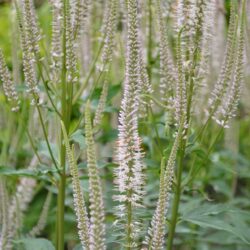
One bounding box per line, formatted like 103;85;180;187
126;198;132;250
167;50;196;249
36;104;59;171
166;139;186;250
73;43;104;103
56;0;69;249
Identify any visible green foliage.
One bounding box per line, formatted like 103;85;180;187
15;238;55;250
0;5;11;59
0;0;249;250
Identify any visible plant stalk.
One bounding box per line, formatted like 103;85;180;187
56;0;69;248
126;198;132;250
167;39;196;248
166;139;186;250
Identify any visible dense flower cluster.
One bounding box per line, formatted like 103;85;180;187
85;102;106;250
0;50;20;112
144;121;183;249
50;0;63;83
208;3;237;117
156;0;176;106
3;158;38;250
101;0;118;71
62;123;90;249
16;0;40;103
114;0;146;247
0;0;247;249
213;3;245;128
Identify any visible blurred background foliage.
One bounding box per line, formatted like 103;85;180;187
0;0;250;250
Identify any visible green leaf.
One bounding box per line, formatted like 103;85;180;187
107;84;121;99
199;231;247;245
15;238;55;250
181;202;250;244
182;203;229;217
98;162;118;169
0;166;36;177
36;164;58;175
182;215;250;244
70;129;86;150
72;244;82;250
38;141;58;160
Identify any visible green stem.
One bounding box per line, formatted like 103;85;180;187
0;107;12;164
143;94;168;109
73;42;104;103
12;101;29;152
26;130;43;164
57;170;66;250
166;139;186;250
167;34;195;248
36;104;59;171
184;126;224;187
126;196;132;250
149;106;163;155
56;0;71;248
207;127;223;155
36;55;62;118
